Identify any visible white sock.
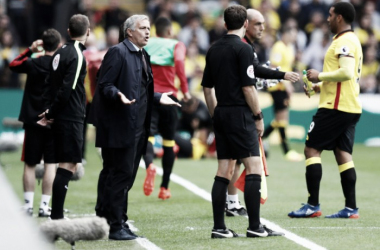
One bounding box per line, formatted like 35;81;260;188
24;192;34;208
40;195;51;209
227;194;242;209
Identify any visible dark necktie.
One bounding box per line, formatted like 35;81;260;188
141;51;149;81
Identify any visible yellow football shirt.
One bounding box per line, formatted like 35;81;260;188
268;40;295;91
319;31;363;114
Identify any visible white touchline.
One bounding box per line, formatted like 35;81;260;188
146;164;327;250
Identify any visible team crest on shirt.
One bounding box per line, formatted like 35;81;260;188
52;54;60;71
340;46;350;55
247;65;255;79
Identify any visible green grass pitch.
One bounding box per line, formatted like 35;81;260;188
2;142;380;250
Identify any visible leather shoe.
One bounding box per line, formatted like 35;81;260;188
109;228;137;240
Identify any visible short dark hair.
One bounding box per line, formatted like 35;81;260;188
224;5;247;31
68;14;90;38
42;29;61;52
332;2;355;24
155;17;171;37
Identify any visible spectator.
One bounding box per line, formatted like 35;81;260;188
185;42;205;94
0;29;20;88
360;46;380;93
178;16;209;54
208;15;227;45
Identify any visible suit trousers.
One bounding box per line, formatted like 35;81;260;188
100;127;146;232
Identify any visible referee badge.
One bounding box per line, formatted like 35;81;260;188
52;54;60;71
247;65;255;79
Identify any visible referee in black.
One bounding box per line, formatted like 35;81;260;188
38;14;90;220
224;8;301;219
202;5;278;238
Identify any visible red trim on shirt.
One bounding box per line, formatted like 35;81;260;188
334;82;341;109
9;48;31;68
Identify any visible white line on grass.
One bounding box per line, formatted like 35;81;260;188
288;227;380;230
146;164;327;250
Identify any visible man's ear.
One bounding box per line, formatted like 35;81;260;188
126;29;132;37
87;28;90;37
244;19;248;28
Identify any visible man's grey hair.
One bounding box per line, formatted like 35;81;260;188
123;15;149;38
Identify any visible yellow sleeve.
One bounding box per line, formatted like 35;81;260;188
318;56;355;82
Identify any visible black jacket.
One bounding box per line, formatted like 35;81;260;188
9;48;51;126
45;40;87;123
243;35;285;80
91;39;161;149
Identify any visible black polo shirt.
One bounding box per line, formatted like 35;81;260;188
201;34;256;106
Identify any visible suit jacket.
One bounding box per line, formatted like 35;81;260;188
91;39;161;149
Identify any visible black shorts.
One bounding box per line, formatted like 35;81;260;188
270;90;289;112
21;124;56;165
150;98;178;140
52;121;83;163
305;108;361;154
213;106;260;160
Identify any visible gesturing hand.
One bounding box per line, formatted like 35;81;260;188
284;72;300;83
118;92;136;105
160;92;181;107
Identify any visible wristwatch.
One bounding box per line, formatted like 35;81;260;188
253;111;264;121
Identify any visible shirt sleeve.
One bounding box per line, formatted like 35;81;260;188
174;42;189;94
9;48;33;73
334;39;355;58
239;45;256;87
201;53;213;88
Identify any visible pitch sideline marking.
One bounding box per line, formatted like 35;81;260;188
150;165;327;250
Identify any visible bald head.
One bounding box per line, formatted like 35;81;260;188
246;9;265;42
247;9;263;21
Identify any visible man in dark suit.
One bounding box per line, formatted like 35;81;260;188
92;14;180;241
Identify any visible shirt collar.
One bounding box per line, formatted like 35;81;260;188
128;39;141;52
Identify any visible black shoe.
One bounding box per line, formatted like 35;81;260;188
211;228;239;238
109;228;137;240
247;224;268;238
123;227;140;238
263;225;284;236
226;207;248;217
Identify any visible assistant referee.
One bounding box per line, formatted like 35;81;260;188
202;5;278;239
39;14;90;220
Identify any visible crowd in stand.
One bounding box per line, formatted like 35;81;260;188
1;0;379;92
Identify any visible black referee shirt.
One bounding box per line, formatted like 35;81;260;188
201;34;256;106
45;40;87;123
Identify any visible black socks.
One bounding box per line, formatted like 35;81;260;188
212;176;229;229
50;168;73;219
244;174;261;230
306;163;322;206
